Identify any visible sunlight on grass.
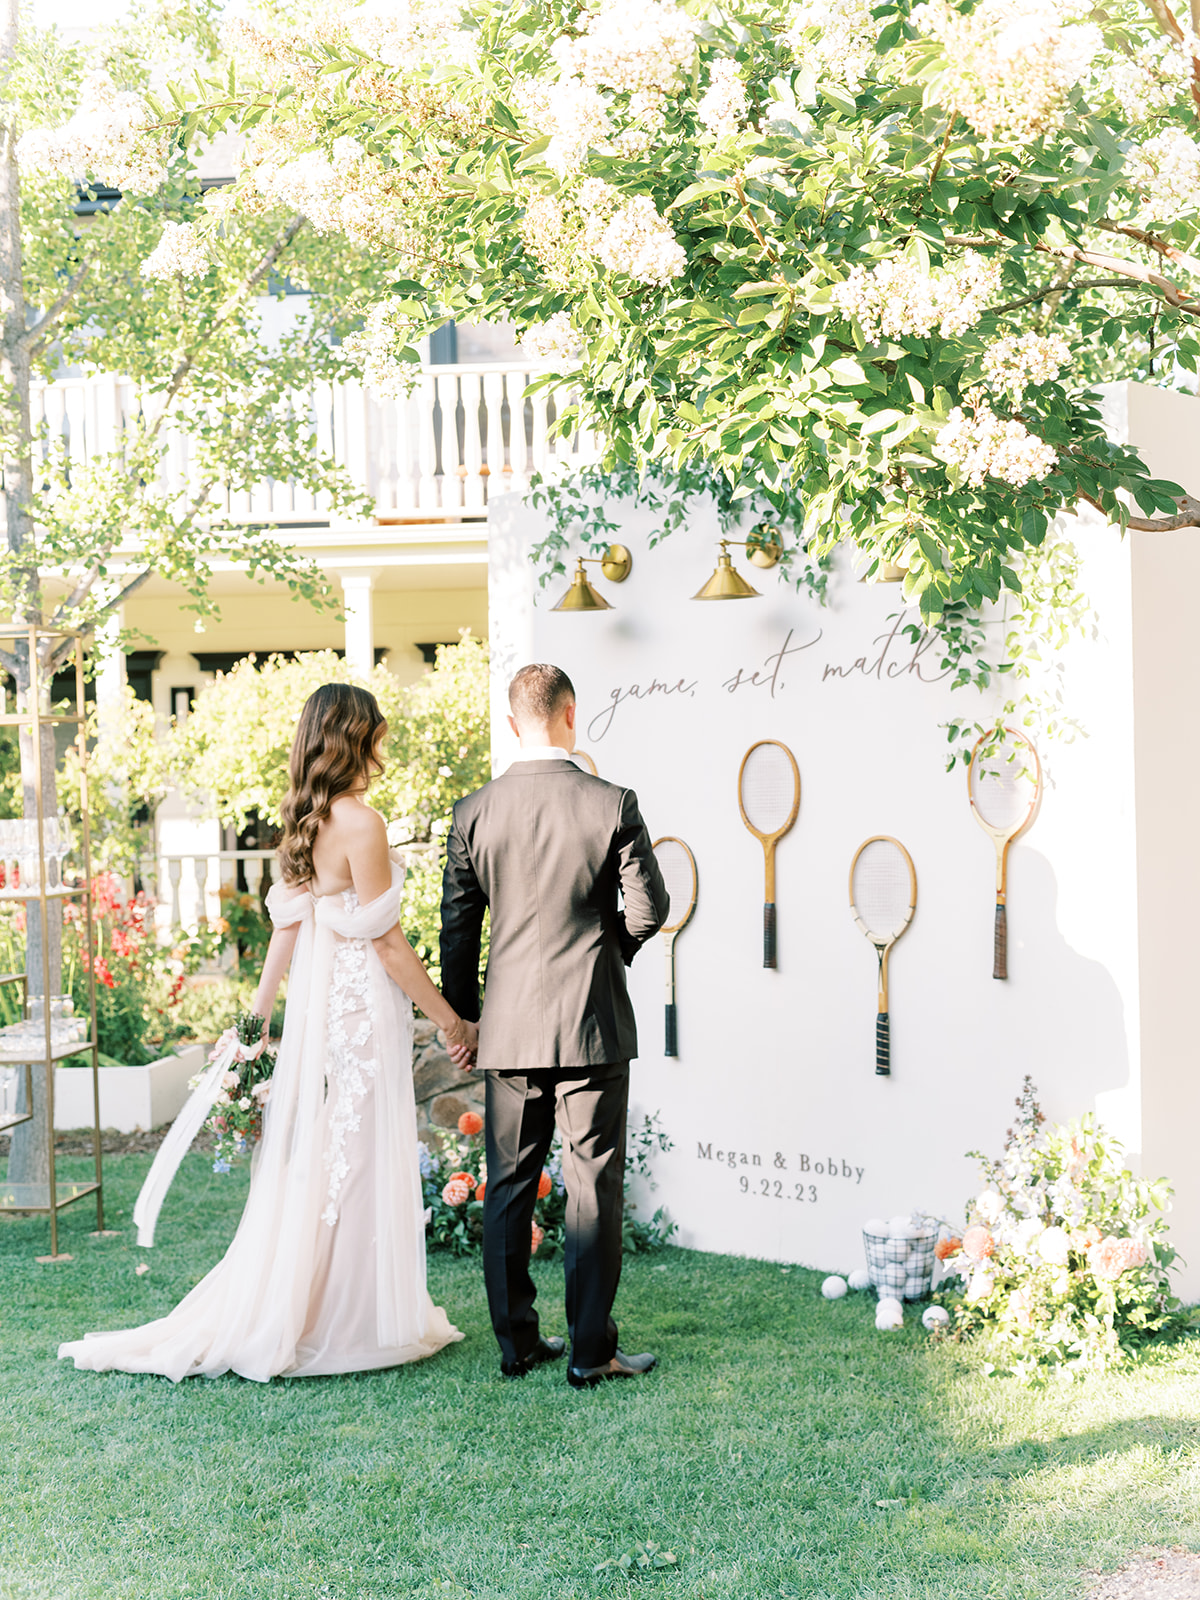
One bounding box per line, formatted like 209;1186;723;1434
1;1153;1198;1600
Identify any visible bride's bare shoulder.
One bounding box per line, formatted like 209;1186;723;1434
325;795;387;840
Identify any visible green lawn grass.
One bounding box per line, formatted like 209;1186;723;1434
2;1153;1199;1600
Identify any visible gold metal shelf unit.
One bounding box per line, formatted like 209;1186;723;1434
0;622;103;1260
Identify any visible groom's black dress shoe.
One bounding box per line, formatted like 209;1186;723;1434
501;1336;565;1378
567;1349;657;1389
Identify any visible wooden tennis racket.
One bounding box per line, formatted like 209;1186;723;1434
968;728;1041;980
850;836;917;1077
738;739;800;968
651;836;697;1057
572;750;599;775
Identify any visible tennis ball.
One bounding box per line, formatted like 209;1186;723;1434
863;1217;888;1235
922;1305;951;1330
821;1275;848;1300
848;1268;872;1291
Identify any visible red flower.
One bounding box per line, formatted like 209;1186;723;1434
531;1222;544;1254
475;1180;487;1202
447;1170;474;1187
537;1170;552;1200
935;1236;963;1261
94;956;116;990
458;1111;484;1137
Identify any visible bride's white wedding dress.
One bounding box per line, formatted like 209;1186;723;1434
59;861;462;1382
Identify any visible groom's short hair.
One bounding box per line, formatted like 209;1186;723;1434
509;663;575;725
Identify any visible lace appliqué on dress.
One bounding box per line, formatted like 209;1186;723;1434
322;893;379;1227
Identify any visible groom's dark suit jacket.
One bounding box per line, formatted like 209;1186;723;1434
440;758;668;1071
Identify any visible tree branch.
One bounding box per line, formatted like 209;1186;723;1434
928;118;955;190
147;211;306;440
1077;487;1200;530
1035;240;1199;312
1095;217;1200;278
990;277;1138;314
20;252;95;356
1140;0;1200;114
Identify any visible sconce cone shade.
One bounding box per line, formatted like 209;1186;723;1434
692;551;761;601
552;560;612;611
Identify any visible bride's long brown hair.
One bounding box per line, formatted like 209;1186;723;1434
277;684;388;885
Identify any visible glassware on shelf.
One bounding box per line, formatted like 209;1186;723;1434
0;1064;19;1119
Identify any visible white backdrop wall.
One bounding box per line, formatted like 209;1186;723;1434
487;381;1200;1297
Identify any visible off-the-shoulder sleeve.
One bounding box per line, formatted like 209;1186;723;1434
317;883;402;941
266;881;314;927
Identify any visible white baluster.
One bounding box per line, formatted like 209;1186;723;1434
461;371;485;509
314;380;335;513
42;385;67;481
167;859;183;928
395;387;418;512
193;856;210;927
62;383;87;477
484;372;508;499
437;372;464;509
529;383;550;483
244;857;264;899
417;372;440;509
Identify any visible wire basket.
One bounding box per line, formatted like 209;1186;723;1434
863;1225;937;1300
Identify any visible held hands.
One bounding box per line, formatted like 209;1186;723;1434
440;1016;479;1070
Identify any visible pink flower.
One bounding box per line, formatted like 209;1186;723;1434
962;1225;996;1261
1088;1235;1137;1279
222;1071;241;1092
441;1176;473;1207
251;1081;271;1103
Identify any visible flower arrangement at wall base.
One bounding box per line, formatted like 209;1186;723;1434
421;1108;676;1258
938;1078;1186;1378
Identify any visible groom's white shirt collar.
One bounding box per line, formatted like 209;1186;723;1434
508;746;572;763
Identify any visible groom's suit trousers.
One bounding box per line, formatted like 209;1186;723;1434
483;1062;629;1371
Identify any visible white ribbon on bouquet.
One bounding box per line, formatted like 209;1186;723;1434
132;1029;242;1247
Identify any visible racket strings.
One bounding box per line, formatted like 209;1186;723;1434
654;841;696;933
740;744;798;835
970;740;1038;831
852;842;913;941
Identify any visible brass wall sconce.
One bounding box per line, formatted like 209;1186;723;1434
692;527;783;601
551;545;633;611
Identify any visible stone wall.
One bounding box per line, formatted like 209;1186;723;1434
413;1019;486;1141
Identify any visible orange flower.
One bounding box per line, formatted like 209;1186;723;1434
962;1225;995;1261
458;1111;484;1137
935;1236;963;1261
531;1222;545;1254
448;1170;474;1187
475;1180;487;1202
537;1169;552;1199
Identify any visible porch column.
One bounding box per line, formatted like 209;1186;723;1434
338;569;381;676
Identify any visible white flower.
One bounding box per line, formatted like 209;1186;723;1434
696;59;747;142
222;1070;241;1091
17;69;167;194
342;300;420;400
1038;1225;1071;1267
913;0;1101;143
975;1189;1004;1223
557;0;697;97
982;331;1069;399
522;311;580;362
595;195;686;286
346;0;475;71
935;390;1058;488
966;1268;995;1302
140;221;210;281
251;1080;271;1103
787;0;878;90
831;250;1002;341
1126;127;1200;220
238;1096;252;1111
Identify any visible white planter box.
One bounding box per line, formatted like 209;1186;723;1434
53;1043;207;1133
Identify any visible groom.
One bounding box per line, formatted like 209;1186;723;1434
439;663;668;1386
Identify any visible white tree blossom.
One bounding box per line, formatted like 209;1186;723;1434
17;70;167;194
341;301;420;399
696;59;748;142
521;311;580;361
554;0;697;97
935;391;1058;487
140;221;211;281
1125;126;1200;220
832;250;1002;340
981;331;1070;399
913;0;1102;143
595;195;687;286
786;0;878;90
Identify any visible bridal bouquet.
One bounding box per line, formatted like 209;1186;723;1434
941;1078;1184;1376
195;1012;276;1173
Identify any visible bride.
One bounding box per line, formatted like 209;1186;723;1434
59;683;475;1381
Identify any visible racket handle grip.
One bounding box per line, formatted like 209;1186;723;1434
875;1011;890;1076
665;1003;678;1058
993;902;1008;980
763;902;776;969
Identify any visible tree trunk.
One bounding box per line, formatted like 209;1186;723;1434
2;0;65;1187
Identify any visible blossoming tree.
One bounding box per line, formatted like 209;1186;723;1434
0;0;397;1184
166;0;1200;626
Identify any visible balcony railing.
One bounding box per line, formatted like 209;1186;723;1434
31;362;599;524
